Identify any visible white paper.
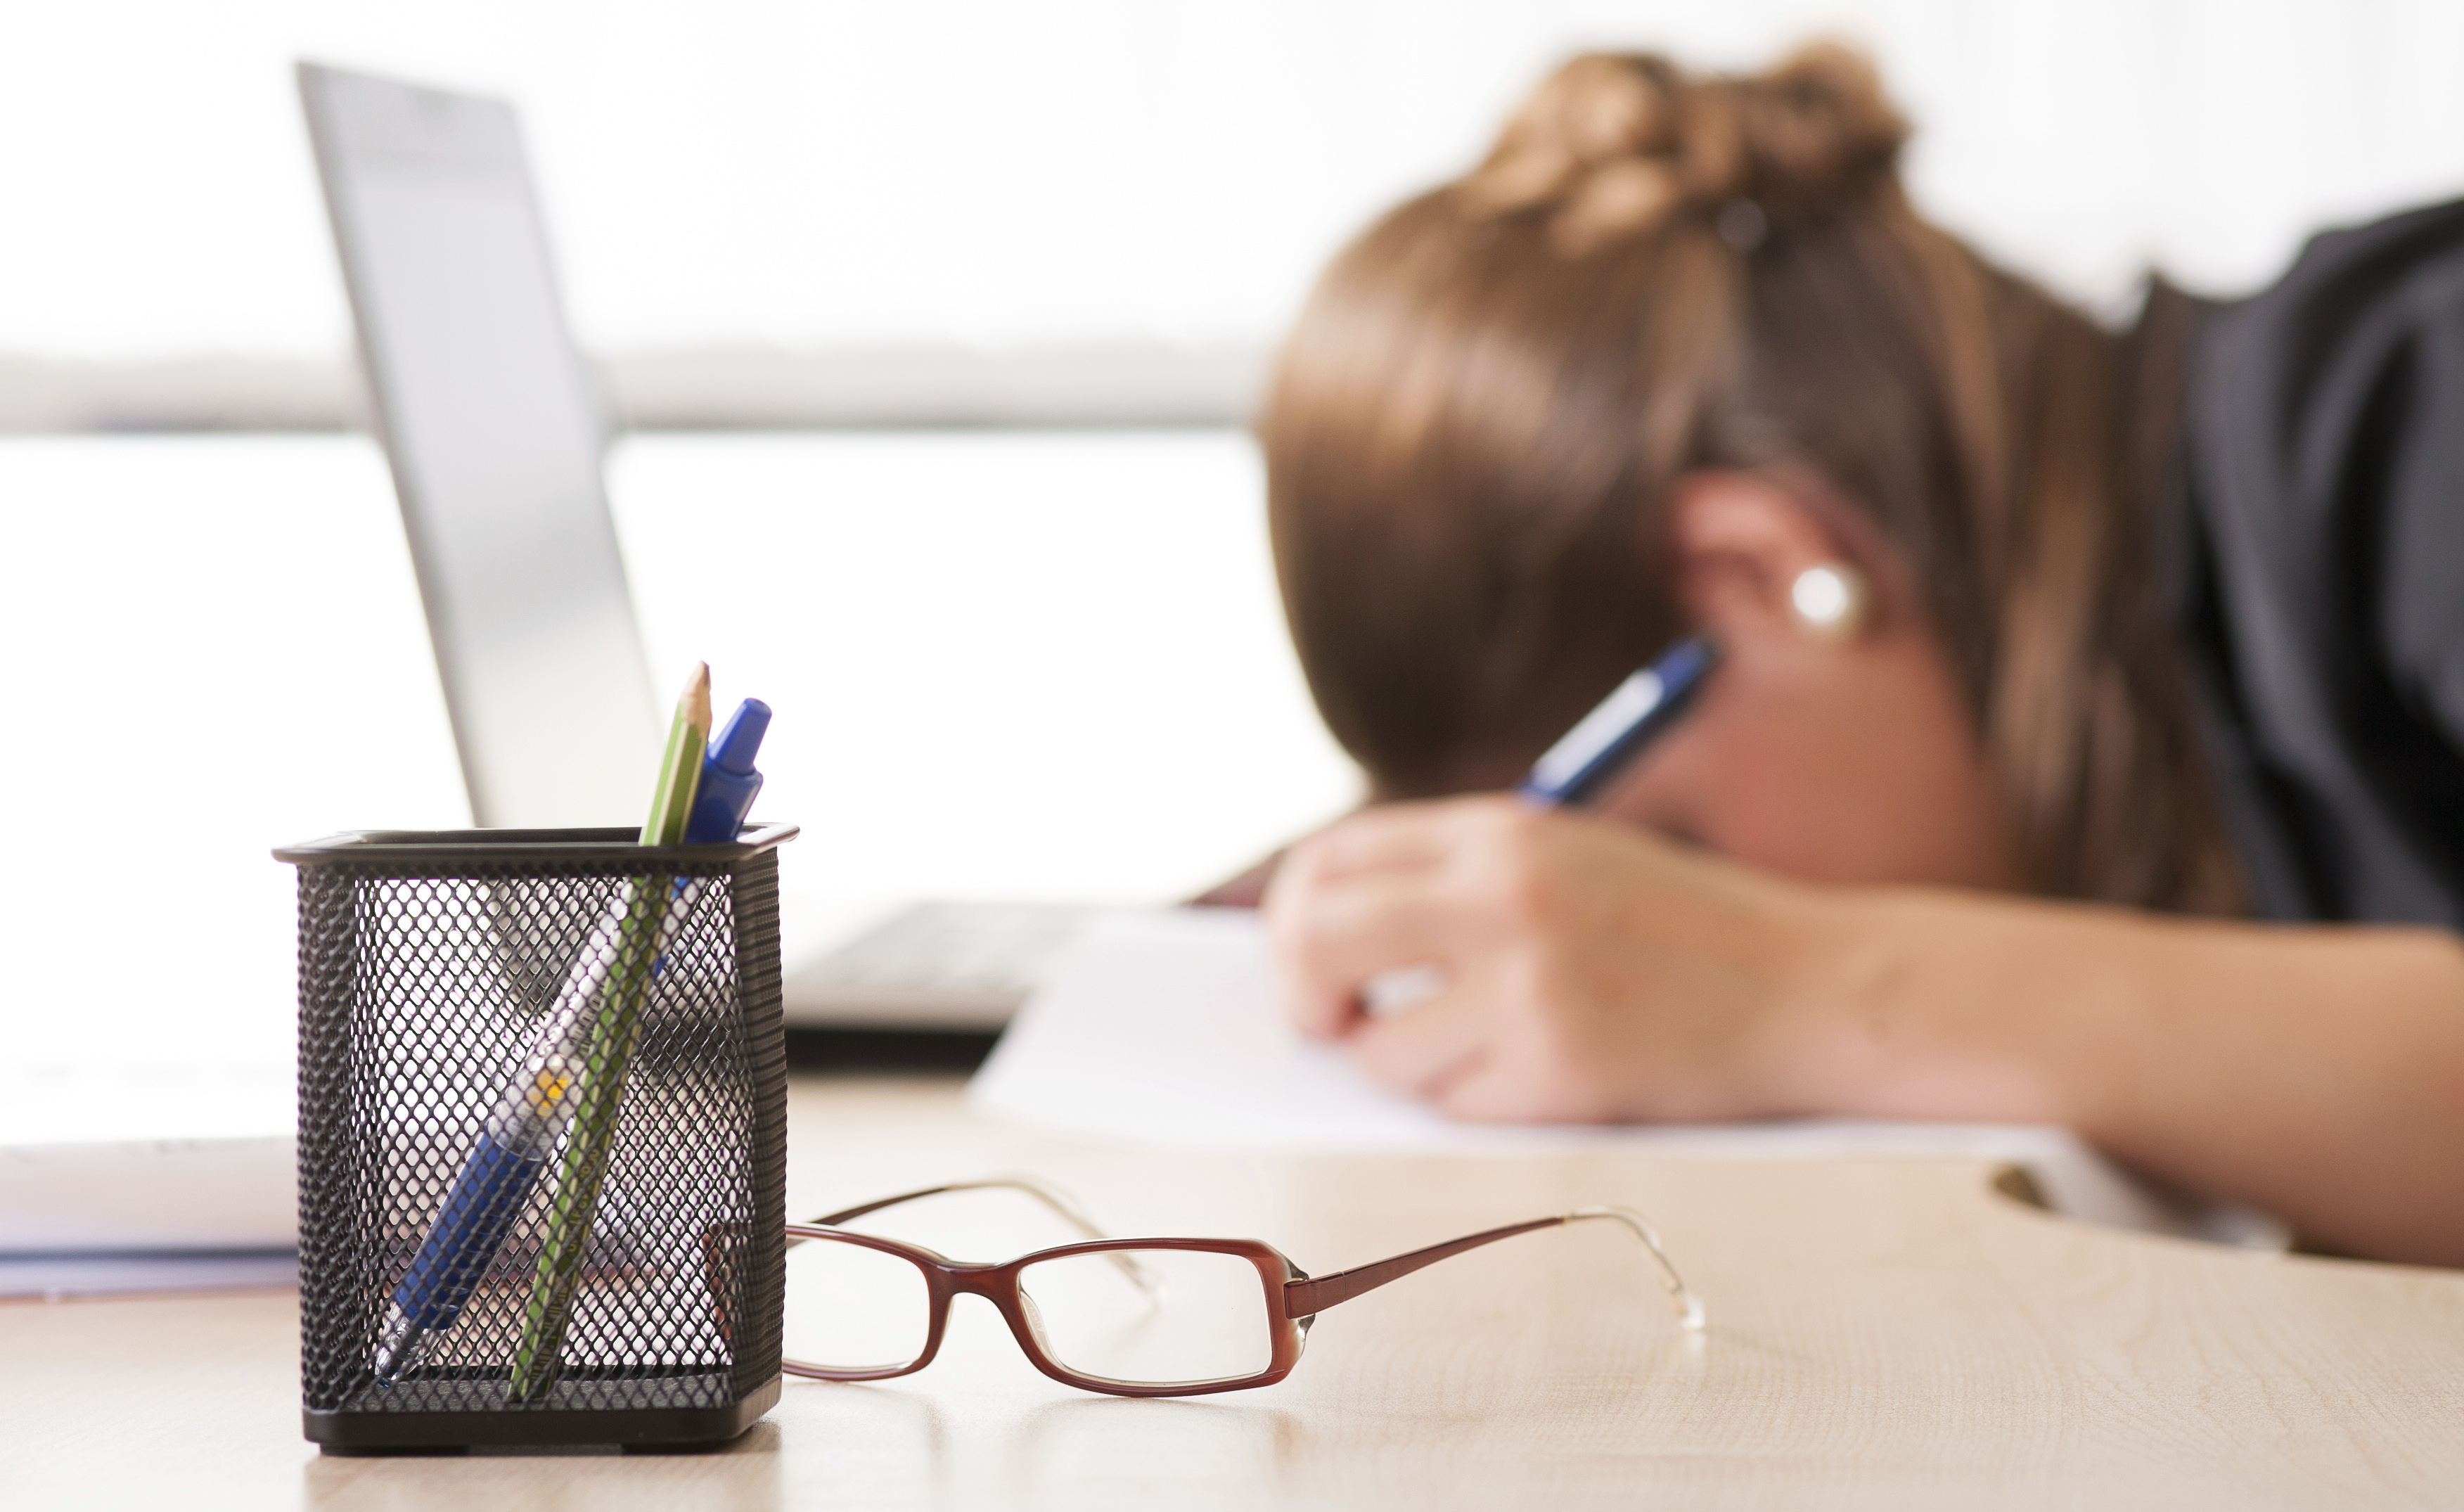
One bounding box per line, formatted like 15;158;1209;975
970;908;2287;1248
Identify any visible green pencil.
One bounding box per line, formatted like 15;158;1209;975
508;662;711;1401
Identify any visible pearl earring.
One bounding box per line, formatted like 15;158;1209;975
1789;563;1869;639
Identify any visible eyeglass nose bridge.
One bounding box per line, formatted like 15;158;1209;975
849;1245;1043;1381
932;1253;1097;1387
941;1257;1034;1314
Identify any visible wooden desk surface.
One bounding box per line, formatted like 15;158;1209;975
6;1075;2463;1511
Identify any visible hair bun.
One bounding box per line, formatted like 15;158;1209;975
1462;42;1909;255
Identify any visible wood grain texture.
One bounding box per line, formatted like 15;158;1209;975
4;1074;2462;1511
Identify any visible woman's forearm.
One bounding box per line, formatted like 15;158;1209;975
1269;797;2464;1266
1787;889;2464;1265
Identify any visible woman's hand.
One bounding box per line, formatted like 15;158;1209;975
1262;795;1838;1123
1267;793;2464;1263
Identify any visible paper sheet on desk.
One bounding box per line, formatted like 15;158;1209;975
970;908;2286;1248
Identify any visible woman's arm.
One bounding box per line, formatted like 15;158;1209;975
1264;795;2464;1266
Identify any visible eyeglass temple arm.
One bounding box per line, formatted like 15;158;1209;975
807;1174;1160;1295
812;1175;1105;1236
1281;1206;1705;1331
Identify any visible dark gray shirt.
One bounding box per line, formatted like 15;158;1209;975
2181;198;2464;925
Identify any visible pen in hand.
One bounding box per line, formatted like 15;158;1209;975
1517;636;1719;809
1360;635;1718;1016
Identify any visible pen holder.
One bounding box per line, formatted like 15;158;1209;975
278;824;795;1452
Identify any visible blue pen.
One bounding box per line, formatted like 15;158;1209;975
1517;636;1719;808
372;698;772;1384
686;699;770;845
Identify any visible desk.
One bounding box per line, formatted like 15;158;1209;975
6;1075;2463;1510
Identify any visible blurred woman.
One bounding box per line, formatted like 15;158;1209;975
1257;45;2464;1264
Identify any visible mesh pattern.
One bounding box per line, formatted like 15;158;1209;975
294;835;785;1438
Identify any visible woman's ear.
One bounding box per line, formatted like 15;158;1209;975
1664;472;1889;646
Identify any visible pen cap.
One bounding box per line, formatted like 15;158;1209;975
686;699;771;844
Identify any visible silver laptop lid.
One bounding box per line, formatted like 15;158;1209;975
300;62;657;827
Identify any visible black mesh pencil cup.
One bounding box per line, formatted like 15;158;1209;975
278;824;795;1451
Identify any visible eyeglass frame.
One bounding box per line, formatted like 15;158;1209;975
708;1177;1705;1399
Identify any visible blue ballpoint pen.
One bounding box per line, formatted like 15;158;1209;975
371;698;773;1385
1517;636;1719;808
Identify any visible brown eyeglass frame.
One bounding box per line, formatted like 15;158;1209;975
714;1177;1704;1399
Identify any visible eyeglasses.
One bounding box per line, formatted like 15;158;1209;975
708;1176;1704;1399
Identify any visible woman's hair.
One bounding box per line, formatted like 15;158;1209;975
1258;44;2240;913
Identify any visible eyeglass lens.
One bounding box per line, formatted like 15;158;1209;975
781;1238;933;1371
1017;1248;1273;1386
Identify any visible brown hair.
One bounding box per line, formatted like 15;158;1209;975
1259;44;2239;912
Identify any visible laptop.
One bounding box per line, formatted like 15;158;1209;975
298;61;1083;1031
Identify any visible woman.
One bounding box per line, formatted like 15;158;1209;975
1255;45;2464;1266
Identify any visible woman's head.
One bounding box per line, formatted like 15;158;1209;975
1260;44;2237;910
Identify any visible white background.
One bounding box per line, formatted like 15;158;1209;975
4;1;2463;361
0;432;1345;1088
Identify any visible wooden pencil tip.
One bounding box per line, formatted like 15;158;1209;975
682;661;712;732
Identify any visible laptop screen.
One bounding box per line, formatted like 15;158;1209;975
301;62;657;827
